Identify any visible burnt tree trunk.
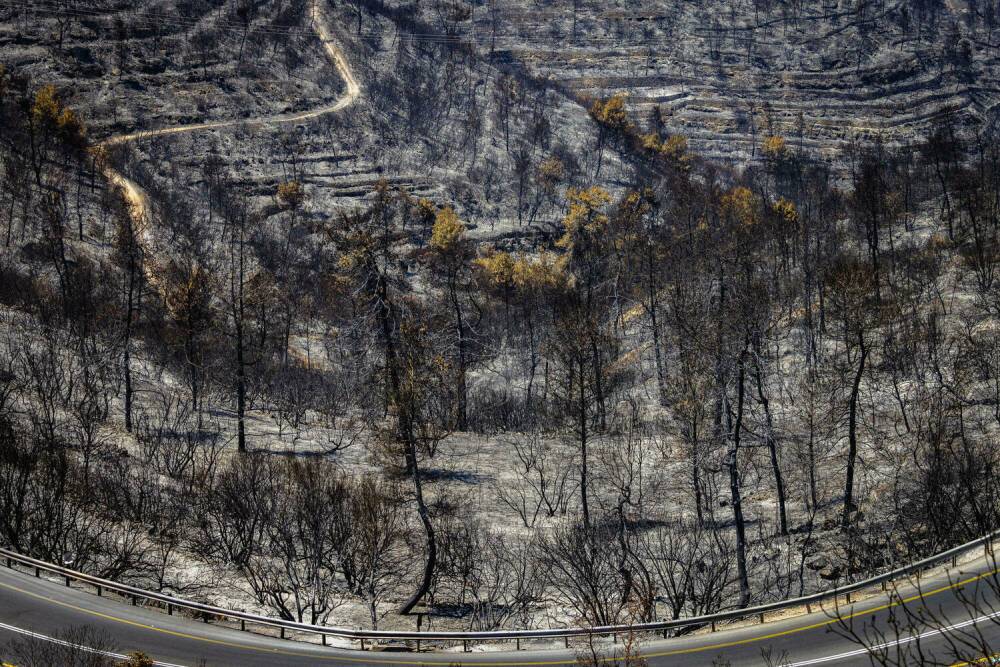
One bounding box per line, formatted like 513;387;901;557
842;331;868;530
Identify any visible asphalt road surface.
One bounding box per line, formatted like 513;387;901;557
3;552;1000;666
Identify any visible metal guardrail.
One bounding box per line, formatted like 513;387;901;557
2;531;998;651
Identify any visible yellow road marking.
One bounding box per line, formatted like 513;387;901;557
1;566;997;666
639;567;999;661
952;652;1000;666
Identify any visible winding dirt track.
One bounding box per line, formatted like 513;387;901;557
96;0;361;233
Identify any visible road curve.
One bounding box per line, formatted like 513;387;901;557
3;552;1000;666
96;0;361;233
99;0;360;149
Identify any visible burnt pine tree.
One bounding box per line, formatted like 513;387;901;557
826;257;878;531
427;206;473;431
330;182;451;616
110;187;144;433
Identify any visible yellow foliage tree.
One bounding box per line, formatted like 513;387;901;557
57;107;83;140
536;155;565;193
773;197;799;226
721;186;759;228
428;205;471;430
276;181;305;209
762;135;788;159
32;84;86;148
558;186;612;250
661;134;689;162
640;132;662;152
513;250;568;292
417;197;436;221
429;206;466;253
589;93;631;133
589;95;631;177
31;85;61;125
476;249;569;305
407;196;438;236
639;132;690;171
475;250;516;290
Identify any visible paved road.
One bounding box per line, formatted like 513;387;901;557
2;554;1000;666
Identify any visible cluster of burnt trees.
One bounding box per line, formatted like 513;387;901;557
4;43;1000;633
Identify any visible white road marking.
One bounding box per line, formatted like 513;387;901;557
0;620;188;667
786;609;1000;666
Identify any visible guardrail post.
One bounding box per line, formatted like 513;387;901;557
516;638;521;651
280;627;286;639
759;612;765;624
131;595;136;606
360;638;366;651
416;639;420;652
241;620;246;632
96;585;102;597
806;603;811;614
881;581;887;591
5;557;10;568
846;593;852;604
321;634;326;647
463;640;468;652
65;576;71;587
167;603;173;616
564;637;569;649
711;621;716;632
34;566;39;577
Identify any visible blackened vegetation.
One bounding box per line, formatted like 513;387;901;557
2;0;1000;636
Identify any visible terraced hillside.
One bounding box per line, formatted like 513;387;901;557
0;0;346;136
463;0;1000;166
1;0;630;236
